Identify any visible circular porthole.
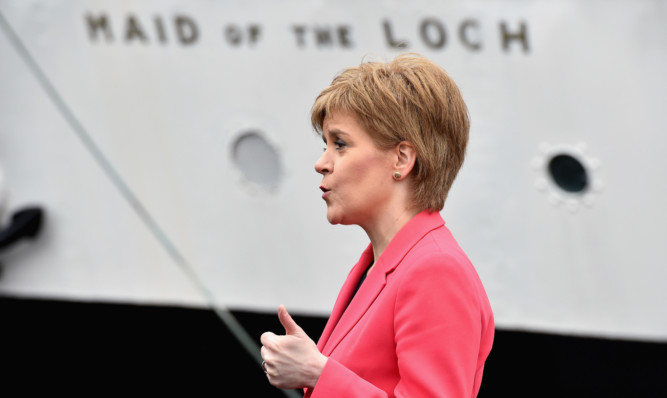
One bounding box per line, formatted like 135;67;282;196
532;142;603;212
547;154;588;193
231;131;282;190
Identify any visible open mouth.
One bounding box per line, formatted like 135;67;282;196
320;186;331;198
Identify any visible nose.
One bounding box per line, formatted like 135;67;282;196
314;149;331;175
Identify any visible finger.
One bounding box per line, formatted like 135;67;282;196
278;304;304;336
264;361;274;379
260;331;278;347
263;359;278;377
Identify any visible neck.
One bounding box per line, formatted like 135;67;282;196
362;205;420;266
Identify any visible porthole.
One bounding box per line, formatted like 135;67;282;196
547;154;588;193
532;143;603;212
231;131;282;190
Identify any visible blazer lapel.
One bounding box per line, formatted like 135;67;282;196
319;210;445;357
320;259;388;356
317;245;374;352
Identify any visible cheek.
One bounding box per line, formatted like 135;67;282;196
350;153;388;177
346;157;391;197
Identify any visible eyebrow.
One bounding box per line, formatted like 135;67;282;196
324;129;350;139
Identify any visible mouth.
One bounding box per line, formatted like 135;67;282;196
320;186;331;199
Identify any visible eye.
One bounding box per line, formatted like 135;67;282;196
334;139;347;150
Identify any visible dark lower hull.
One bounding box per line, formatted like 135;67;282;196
2;297;664;396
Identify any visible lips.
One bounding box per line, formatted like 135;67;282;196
320;186;331;199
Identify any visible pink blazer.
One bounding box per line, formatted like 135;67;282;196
304;210;494;397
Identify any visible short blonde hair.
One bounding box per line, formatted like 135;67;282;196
311;53;470;212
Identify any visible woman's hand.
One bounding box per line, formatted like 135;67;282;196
260;305;328;389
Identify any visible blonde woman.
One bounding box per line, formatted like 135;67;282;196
261;54;494;397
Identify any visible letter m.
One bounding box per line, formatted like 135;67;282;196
86;13;112;43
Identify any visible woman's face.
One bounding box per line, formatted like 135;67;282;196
315;111;396;228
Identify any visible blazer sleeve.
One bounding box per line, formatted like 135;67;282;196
311;252;491;397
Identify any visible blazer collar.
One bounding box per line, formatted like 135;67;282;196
319;210;445;356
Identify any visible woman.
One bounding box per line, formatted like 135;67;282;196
260;53;494;397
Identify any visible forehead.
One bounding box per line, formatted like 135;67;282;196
322;110;366;136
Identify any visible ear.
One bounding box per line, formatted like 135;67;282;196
393;141;416;180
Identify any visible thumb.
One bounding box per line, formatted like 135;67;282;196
278;305;305;337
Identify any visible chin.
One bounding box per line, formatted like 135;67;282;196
326;212;342;225
326;211;360;227
325;207;346;225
